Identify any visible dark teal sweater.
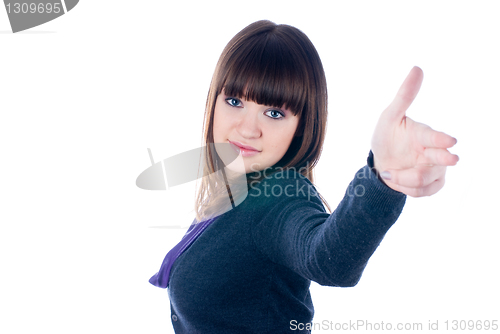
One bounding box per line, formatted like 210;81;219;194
166;151;406;333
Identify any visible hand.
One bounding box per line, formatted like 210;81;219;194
371;66;459;197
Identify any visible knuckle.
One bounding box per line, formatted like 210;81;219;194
431;132;438;147
427;179;444;197
415;172;426;188
438;178;446;189
410;188;423;198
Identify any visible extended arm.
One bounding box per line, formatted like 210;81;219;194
252;154;406;287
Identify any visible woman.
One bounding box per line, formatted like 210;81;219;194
149;20;459;333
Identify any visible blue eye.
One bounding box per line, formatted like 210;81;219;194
265;109;285;120
225;97;242;107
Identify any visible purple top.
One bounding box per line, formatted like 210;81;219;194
149;217;217;288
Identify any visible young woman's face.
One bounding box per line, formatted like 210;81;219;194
213;91;300;174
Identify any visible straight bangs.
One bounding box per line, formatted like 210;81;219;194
217;33;310;117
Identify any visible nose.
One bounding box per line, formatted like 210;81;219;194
236;106;261;139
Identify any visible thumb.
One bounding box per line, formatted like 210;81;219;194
383;66;424;123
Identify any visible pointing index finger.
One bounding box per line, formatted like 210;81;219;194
385;66;424;122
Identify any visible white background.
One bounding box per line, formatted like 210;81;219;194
1;1;498;333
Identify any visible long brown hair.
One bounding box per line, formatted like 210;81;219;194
194;20;331;222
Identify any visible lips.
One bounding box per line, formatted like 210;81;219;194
228;140;261;157
229;141;260;152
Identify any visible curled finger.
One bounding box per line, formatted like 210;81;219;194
388;177;446;198
422;148;459;166
383;165;447;189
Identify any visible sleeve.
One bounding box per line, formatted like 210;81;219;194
251;150;407;287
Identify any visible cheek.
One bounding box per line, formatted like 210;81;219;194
275;121;299;151
213;111;224;141
266;129;294;155
213;108;238;141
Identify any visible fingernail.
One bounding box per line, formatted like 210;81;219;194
380;171;391;180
